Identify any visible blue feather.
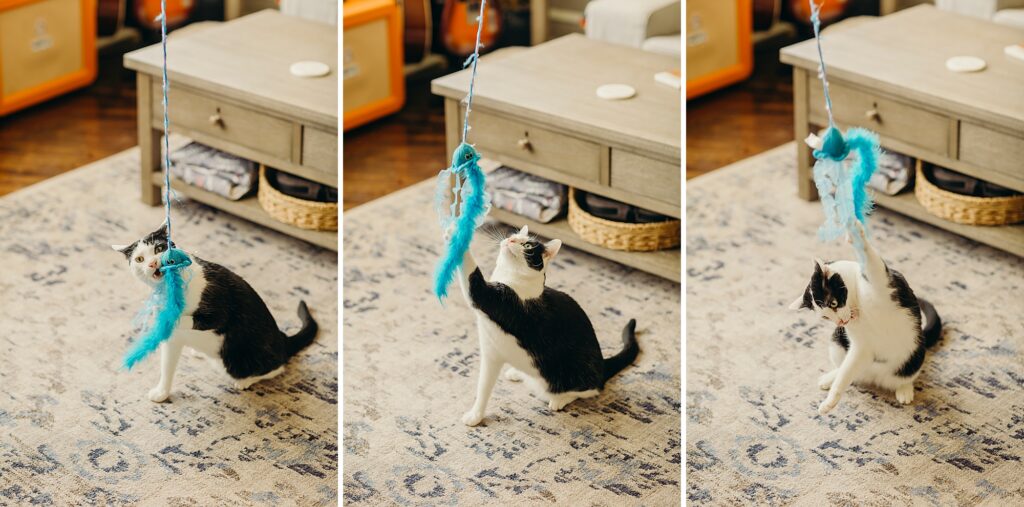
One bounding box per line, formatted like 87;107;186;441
433;143;489;300
811;126;881;267
845;128;880;223
123;248;192;369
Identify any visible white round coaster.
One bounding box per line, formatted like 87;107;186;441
596;83;636;100
290;61;331;78
945;56;986;73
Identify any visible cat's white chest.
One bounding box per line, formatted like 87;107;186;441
475;313;540;377
182;263;207;315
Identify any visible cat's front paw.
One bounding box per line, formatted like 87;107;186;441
461;409;484;427
817;396;838;415
148;387;171;403
895;384;915;405
818;371;837;391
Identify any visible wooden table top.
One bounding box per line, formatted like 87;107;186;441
124;10;338;129
432;34;682;161
781;5;1024;133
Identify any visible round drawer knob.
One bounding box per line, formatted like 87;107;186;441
517;138;532;151
865;109;880;122
209;113;223;126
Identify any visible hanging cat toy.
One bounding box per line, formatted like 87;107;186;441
804;0;881;267
123;4;193;370
433;0;492;301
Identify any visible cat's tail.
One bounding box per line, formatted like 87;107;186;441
285;301;319;358
919;298;942;349
603;319;640;383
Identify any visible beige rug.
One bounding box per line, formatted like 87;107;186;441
343;180;681;505
0;147;338;505
686;143;1024;506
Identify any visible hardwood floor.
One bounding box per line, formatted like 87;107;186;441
342;73;449;211
686;46;795;180
0;53;138;196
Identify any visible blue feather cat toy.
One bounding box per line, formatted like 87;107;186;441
434;143;490;300
807;0;880;266
433;0;492;301
123;248;191;369
122;7;192;369
811;126;880;266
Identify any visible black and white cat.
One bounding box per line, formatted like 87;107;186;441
451;225;639;426
112;223;318;402
789;222;942;415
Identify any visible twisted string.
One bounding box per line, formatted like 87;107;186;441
460;0;487;144
809;0;835;128
159;0;173;246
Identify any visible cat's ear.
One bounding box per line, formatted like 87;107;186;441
814;257;828;275
788;287;811;311
787;296;804;311
542;239;561;260
111;243;134;258
519;225;529;237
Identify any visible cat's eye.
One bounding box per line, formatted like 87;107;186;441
135;256;143;263
829;300;838;309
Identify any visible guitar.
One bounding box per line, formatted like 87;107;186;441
132;0;195;31
788;0;849;25
404;0;433;63
98;0;126;36
440;0;502;57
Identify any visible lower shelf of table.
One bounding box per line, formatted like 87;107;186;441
873;191;1024;256
152;173;338;251
487;207;681;282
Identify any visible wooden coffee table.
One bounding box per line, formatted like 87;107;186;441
432;34;681;281
124;10;338;250
781;5;1024;257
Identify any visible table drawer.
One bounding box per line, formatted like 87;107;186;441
470;109;601;183
302;126;338;175
959;123;1024;185
152;83;294;161
610;150;680;206
809;80;949;155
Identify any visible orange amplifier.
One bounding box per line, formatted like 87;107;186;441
686;0;753;99
0;0;97;116
343;0;404;131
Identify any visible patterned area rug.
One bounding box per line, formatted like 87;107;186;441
686;143;1024;506
0;147;338;505
343;181;681;504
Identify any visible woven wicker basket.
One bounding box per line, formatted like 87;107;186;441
258;166;338;231
914;161;1024;226
567;188;680;251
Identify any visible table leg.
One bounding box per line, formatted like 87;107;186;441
530;0;548;46
444;98;460;165
137;74;161;206
793;67;818;201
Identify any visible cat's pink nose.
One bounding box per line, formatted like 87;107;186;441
149;260;158;269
